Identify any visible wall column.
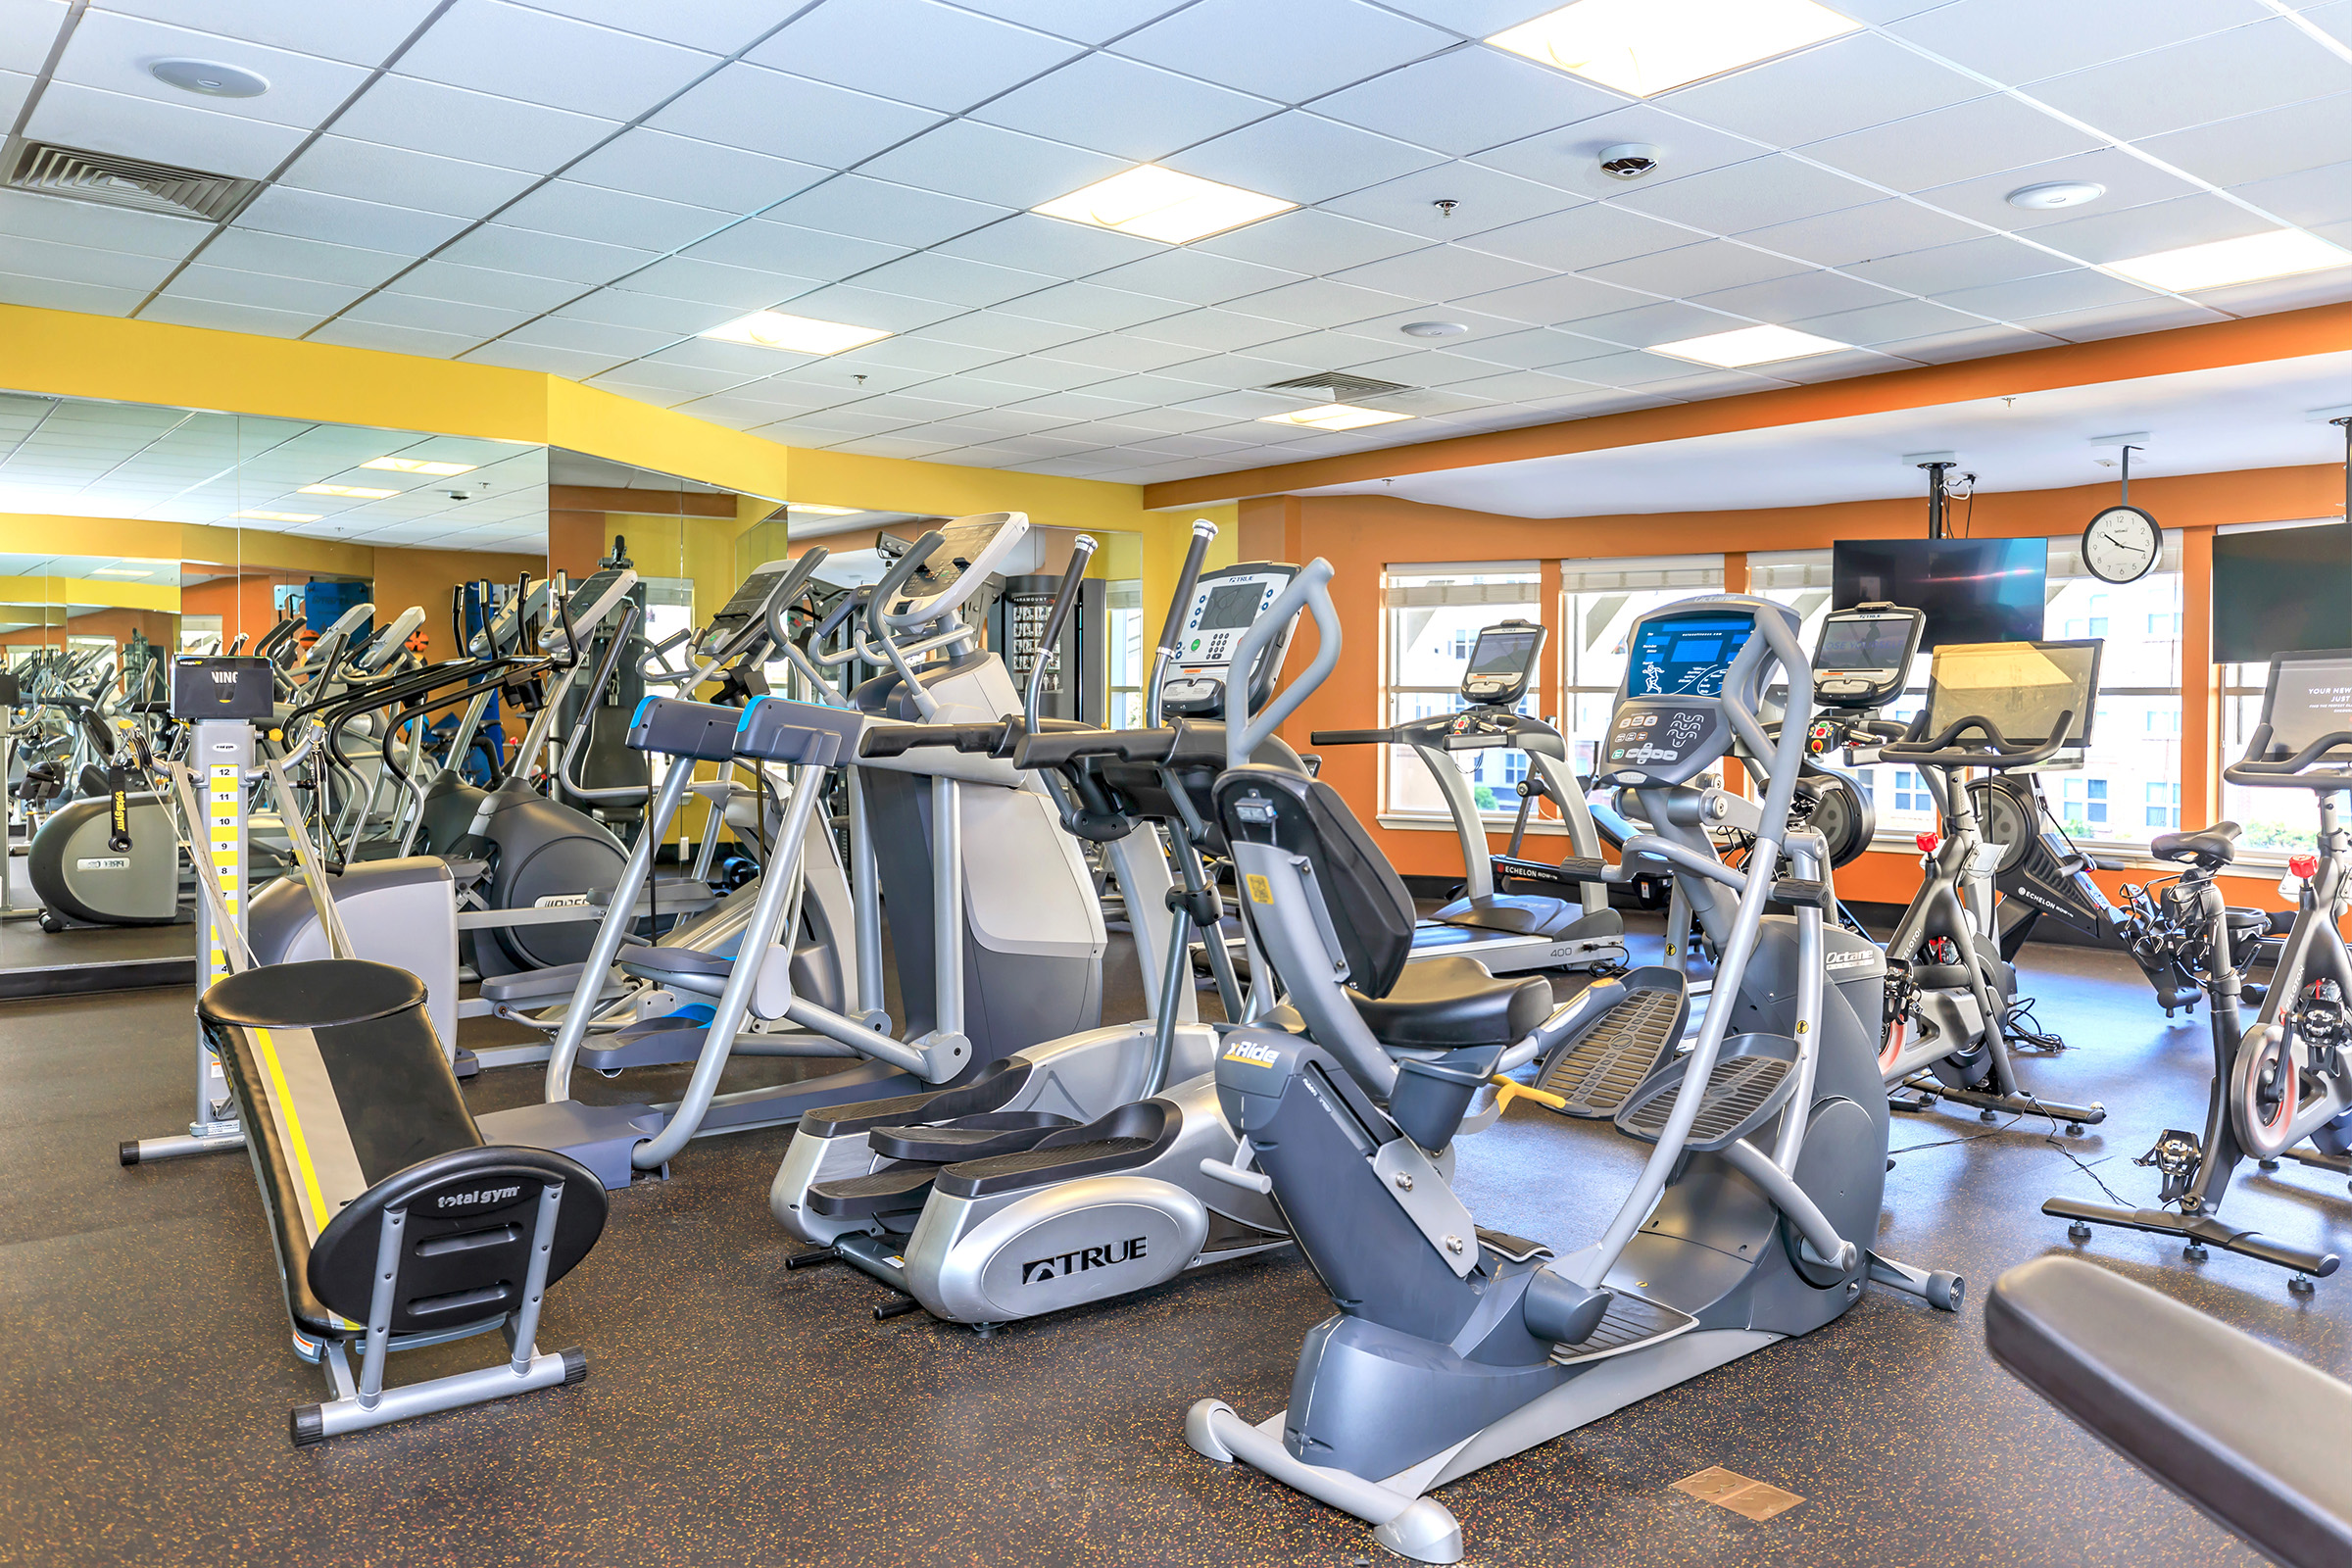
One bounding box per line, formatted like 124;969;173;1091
2180;524;2218;832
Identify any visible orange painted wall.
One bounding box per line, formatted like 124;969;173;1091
369;547;546;661
1250;463;2344;916
181;570;297;647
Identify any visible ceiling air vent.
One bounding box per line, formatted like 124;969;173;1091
1261;371;1411;402
6;140;261;221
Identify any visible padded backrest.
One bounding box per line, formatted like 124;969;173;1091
1213;763;1416;999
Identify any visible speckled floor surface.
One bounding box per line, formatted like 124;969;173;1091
5;915;2348;1567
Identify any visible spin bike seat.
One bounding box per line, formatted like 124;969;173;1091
1345;955;1551;1050
2152;821;2240;870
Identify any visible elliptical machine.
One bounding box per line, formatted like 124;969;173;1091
1185;589;1956;1564
1310;618;1627;975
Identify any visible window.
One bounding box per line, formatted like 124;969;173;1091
2221;659;2324;858
1105;579;1144;728
2147;612;2180;636
2143;708;2180;734
2145;782;2180;830
1383;564;1541;818
1892;769;1932;813
2046;536;2182;852
2062;776;2110;831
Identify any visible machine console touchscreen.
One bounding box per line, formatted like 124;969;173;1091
1812;606;1924;710
1626;611;1754;700
1461;621;1544;706
1923;640;2100;750
2261;652;2352;759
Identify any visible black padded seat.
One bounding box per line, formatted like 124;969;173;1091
202;958;425;1030
1347;955;1551;1049
1987;1255;2352;1566
2152;822;2239;867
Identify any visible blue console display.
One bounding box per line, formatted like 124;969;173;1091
1627;611;1756;700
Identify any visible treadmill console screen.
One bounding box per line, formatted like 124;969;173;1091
1924;640;2100;749
1812;606;1924;710
1628;611;1754;699
1460;621;1544;707
2261;653;2352;759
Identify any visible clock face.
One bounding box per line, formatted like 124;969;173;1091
2083;505;2160;584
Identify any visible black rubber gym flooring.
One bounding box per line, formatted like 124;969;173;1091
5;916;2346;1566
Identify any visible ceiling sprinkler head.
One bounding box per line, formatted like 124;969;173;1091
1432;198;1458;220
1598;143;1661;180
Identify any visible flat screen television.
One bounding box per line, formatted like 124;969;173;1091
1832;537;2046;651
2213;522;2352;665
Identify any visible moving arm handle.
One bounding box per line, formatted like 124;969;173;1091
1308;728;1399;746
858;720;1012;760
1013;727;1178;770
760;548;833;654
1147;520;1217;728
1226;559;1339;771
1025;534;1098;728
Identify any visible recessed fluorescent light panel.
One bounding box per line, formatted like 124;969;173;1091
92;566;152;576
788;503;863;516
362;457;475;476
702;312;892;355
2108;229;2352;292
1490;0;1859;97
1653;323;1849;367
1035;166;1296;245
299;483;398;499
1258;403;1412;431
234;510;320;522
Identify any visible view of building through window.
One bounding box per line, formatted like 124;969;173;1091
1105;579;1143;729
1383;564;1541;819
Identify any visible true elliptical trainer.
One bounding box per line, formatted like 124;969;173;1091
1184;590;1955;1564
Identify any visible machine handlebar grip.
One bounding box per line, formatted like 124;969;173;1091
1308;728;1397;746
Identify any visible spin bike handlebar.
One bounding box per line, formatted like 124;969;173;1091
2225;725;2352;791
1881;710;2075;770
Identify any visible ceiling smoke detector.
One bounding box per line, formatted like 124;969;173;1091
148;58;270;98
1400;320;1467;338
1598;143;1661;180
2007;179;2104;210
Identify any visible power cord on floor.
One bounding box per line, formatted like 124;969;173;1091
2002;995;2067;1054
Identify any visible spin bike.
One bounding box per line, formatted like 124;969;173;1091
1867;640;2107;1130
1186;592;1957;1564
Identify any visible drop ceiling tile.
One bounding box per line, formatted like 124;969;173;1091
1735;198;1987;269
748;0;1078;114
309;318;482;358
761;175;1011;251
159;264;368;316
1915;149;2207;236
1843;233;2070;293
1313;42;1627;156
1933;267;2160;320
2034;18;2352;141
788;402;929;431
1570;299;1753;348
1087;249;1305;308
437;223;661;284
2229;160;2352;228
564;129;828;215
829;434;970;459
859;120;1130;213
1032;334;1201;372
776;281;962;331
328;75;621;174
394;0;717;122
683;219;909;281
997;281;1190;330
579;378;697;408
2028;193;2281;265
553;288;739;334
2141;93;2352;191
1615;156;1881;234
1557;348;1727;386
636;338;811;378
649;62;944;168
0;272;149;317
234;187;469;254
1367;349;1547;388
56;11;375;129
1222;275;1422;330
517;0;787;54
936;212;1161;277
769;361;938;396
501;181;731;252
914;0;1176;45
1445;325;1624;369
1325;303;1546;349
1191;207;1428;273
1690;269;1910;321
138;296;322;338
1126;308;1306;352
278;137;539;221
1448;270;1654;326
1127;352;1295;389
1065;376;1228;412
1006;391;1154;420
0;189;208;260
1237;327;1420;371
1788;297;1990;344
905;372;1053;404
1659;33;1984;148
1887;0;2274;86
912;309;1096;353
1163;112;1442;207
507;315;682;357
393;260;582;314
1459;202;1693;270
25;81;306;180
1582;239;1812;298
1114;0;1449;105
2026;296;2231;341
0;69;27;126
1329;243;1555;301
970;52;1277;163
343;291;533;337
927;407;1086;437
1850;320;2055;362
2191;260;2352;315
853;251;1059;309
1468;104;1764;201
1802;95;2102;195
0;233;178;290
1322;166;1585;250
1;0;65;74
589;360;744;395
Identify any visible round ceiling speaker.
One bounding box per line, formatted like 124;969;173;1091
148;59;270;98
2006;180;2105;211
1400;320;1468;338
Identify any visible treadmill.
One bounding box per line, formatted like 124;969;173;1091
1313;619;1628;976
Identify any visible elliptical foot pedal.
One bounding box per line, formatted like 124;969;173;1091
1615;1033;1800;1151
808;1161;942;1218
1534;967;1688;1117
1551;1288;1698;1364
870;1111;1078;1163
